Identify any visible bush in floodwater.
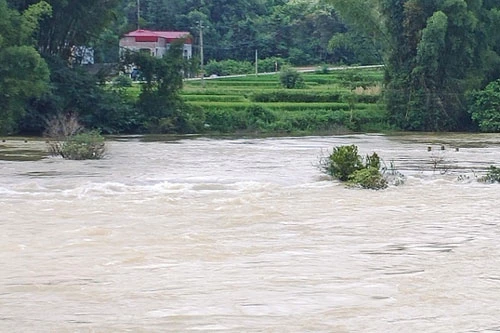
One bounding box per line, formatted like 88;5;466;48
479;166;500;183
381;160;406;186
45;114;106;160
349;167;387;190
319;144;391;190
56;131;105;160
323;144;363;181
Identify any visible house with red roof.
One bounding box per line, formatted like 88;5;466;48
119;29;193;59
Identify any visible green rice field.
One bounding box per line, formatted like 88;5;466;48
180;66;389;133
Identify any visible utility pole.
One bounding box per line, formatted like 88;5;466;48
255;49;258;76
137;0;140;29
199;21;205;87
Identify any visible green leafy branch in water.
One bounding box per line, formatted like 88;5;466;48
319;144;404;190
479;166;500;183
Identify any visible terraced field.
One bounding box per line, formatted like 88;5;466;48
181;67;389;133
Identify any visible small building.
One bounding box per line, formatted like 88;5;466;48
119;29;192;59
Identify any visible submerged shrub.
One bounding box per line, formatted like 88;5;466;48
381;160;406;186
320;144;396;190
45;114;106;160
365;152;381;170
323;144;363;181
479;166;500;183
349;167;387;190
57;131;105;160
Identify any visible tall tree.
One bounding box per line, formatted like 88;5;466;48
126;40;192;133
330;0;500;131
0;0;51;134
25;0;121;60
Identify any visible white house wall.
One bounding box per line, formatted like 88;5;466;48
120;36;192;59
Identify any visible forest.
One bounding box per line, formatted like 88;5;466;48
2;0;500;136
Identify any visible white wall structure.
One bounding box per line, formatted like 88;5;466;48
119;29;192;59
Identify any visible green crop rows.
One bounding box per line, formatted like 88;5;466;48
180;67;389;133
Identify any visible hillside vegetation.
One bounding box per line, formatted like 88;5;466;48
2;0;500;135
179;67;388;134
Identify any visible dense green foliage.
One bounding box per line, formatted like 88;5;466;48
204;59;254;76
479;166;500;183
325;144;363;181
279;68;306;89
2;0;139;136
2;0;382;136
349;167;387;190
133;0;361;65
468;80;500;132
0;0;51;134
21;56;140;135
330;0;500;131
320;144;388;189
123;41;192;133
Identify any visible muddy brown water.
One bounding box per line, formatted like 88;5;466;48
2;133;500;332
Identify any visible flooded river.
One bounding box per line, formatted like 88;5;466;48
2;133;500;332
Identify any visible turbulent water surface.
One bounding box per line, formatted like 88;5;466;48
2;133;500;332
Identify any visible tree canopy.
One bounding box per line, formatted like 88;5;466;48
0;0;51;133
123;0;352;65
330;0;500;131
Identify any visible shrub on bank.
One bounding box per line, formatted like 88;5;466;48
257;57;289;73
251;90;345;103
246;105;277;129
468;79;500;132
250;90;382;104
199;106;390;134
279;68;306;89
204;59;253;76
203;109;248;132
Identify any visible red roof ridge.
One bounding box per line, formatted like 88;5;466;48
124;29;190;37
